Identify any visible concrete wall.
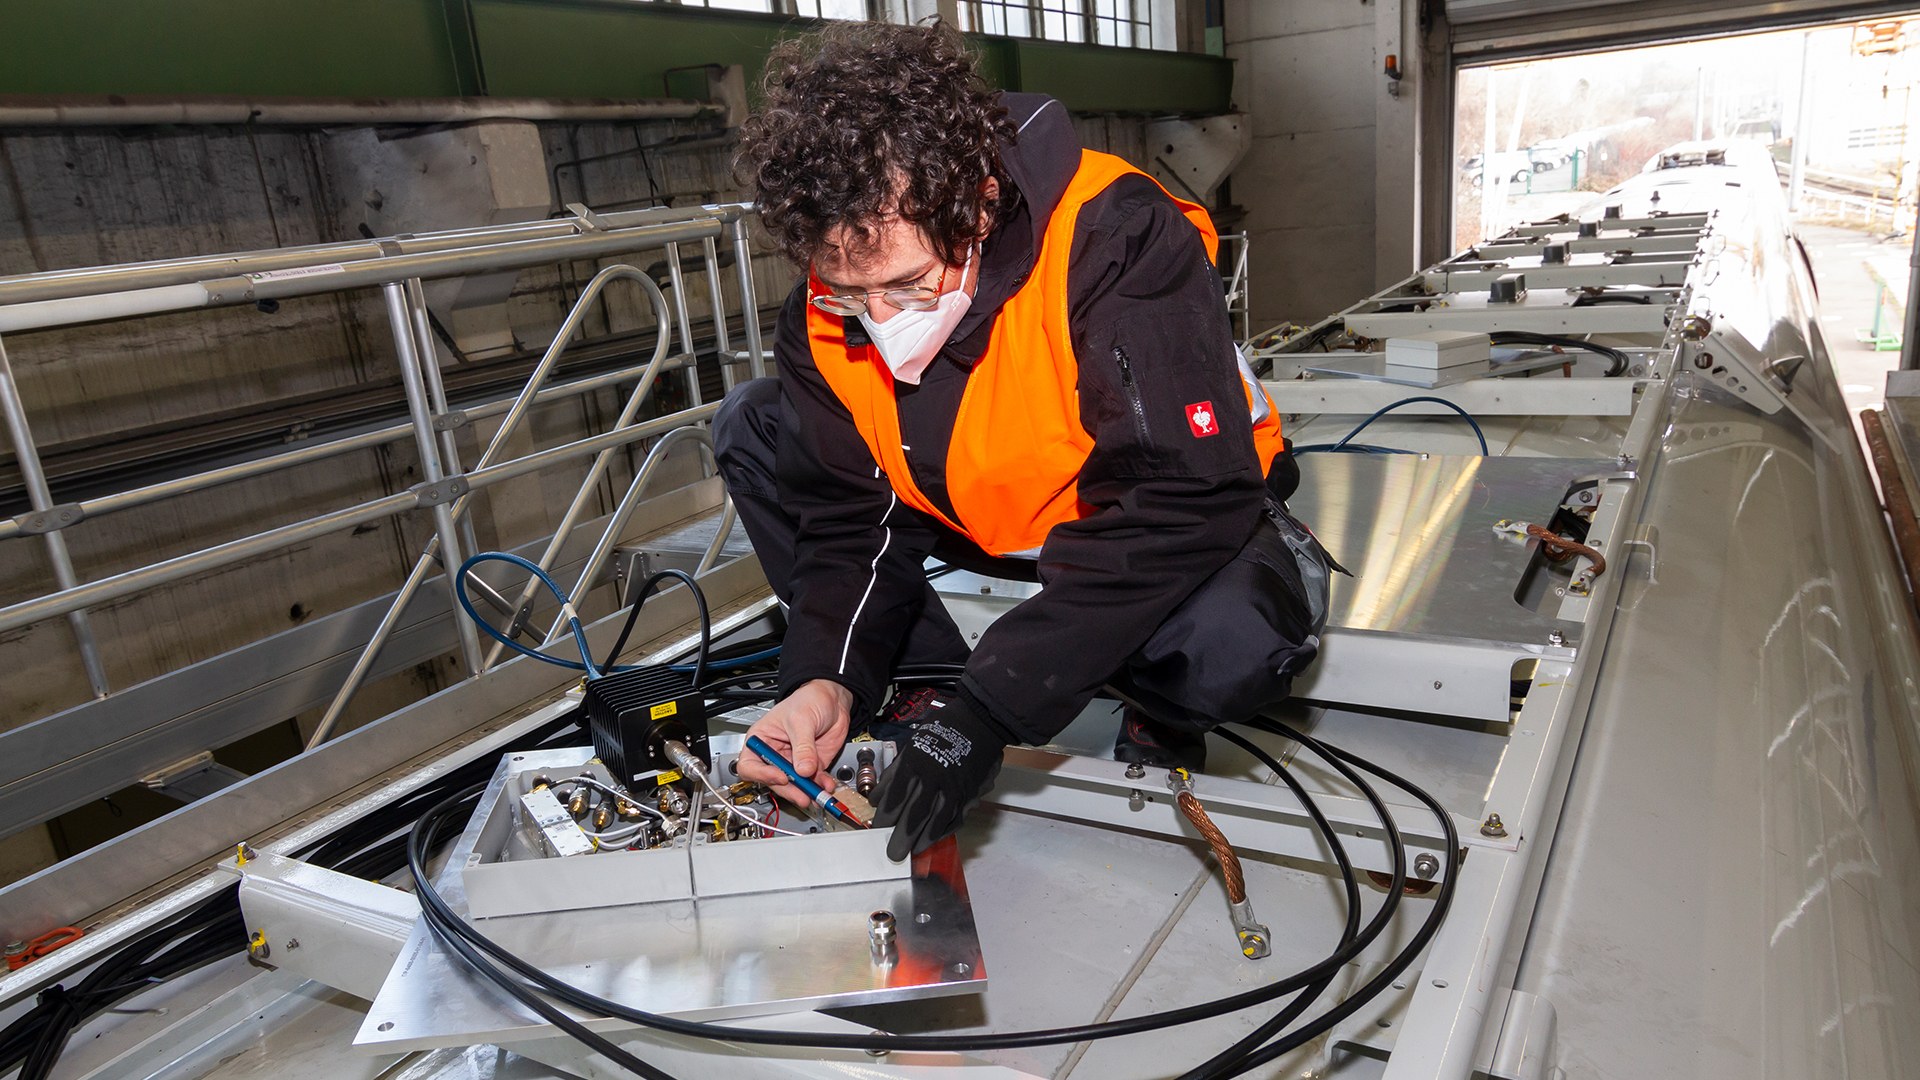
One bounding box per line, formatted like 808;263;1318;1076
0;110;1153;884
1225;0;1437;331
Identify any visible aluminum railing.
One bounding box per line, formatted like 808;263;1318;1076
0;203;772;727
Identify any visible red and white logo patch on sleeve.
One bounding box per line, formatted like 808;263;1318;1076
1185;401;1218;438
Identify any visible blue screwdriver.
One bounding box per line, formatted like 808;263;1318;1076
744;735;870;829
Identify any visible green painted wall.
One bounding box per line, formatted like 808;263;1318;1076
1006;40;1232;115
0;0;471;98
471;1;796;100
0;0;1230;116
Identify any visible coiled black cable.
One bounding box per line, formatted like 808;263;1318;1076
604;569;711;686
1207;718;1462;1078
1489;330;1630;377
1180;727;1366;1080
403;715;1453;1065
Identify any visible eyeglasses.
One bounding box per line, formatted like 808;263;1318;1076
808;260;951;317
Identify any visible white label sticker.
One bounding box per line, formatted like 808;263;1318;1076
245;263;347;283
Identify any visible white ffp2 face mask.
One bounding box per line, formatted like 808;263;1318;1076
856;244;976;386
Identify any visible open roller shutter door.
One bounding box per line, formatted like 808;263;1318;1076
1449;0;1920;63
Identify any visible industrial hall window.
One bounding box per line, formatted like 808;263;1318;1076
960;0;1156;49
632;0;875;15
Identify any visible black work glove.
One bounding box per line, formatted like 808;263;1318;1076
871;690;1008;861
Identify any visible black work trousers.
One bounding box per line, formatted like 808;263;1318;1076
712;377;1326;734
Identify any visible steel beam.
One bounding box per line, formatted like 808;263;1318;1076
987;748;1480;876
0;217;730;335
1264;376;1638;417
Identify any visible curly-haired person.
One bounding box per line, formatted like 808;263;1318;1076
717;21;1333;860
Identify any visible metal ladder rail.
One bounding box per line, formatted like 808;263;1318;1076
306;264;677;746
533;425;735;654
477;274;693;669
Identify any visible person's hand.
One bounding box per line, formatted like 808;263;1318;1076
738;679;853;806
872;693;1007;860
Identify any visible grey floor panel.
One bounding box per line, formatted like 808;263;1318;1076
1063;846;1430;1080
838;808;1216;1079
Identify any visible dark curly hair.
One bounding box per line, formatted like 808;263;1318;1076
737;21;1018;269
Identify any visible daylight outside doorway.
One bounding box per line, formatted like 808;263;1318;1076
1454;17;1920;432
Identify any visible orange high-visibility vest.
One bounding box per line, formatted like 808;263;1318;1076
806;149;1286;557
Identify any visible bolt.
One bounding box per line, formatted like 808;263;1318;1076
1414;853;1440;880
866;1032;891;1058
1124;762;1147;780
1547;630;1566;646
979;585;991;594
286;938;301;951
236;843;257;865
1480;813;1508;838
1128;789;1147;812
1433;680;1443;690
868;910;898;966
915;912;932;924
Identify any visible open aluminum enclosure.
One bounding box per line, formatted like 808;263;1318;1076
3;141;1919;1080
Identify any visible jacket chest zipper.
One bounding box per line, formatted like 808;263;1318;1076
1113;345;1150;441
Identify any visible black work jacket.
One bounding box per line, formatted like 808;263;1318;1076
771;92;1285;743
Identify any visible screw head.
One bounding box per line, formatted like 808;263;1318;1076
1124;762;1147;780
1548;630;1566;646
1480;813;1508;838
1414;853;1440;879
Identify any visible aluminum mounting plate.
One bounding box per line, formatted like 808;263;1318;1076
1285;453;1615;720
356;742;986;1054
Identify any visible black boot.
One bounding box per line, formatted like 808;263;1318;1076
1112;707;1208;772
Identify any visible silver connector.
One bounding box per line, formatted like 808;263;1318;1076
661;739;710;784
1228;898;1271;960
1164;767;1196;796
869;909;898;965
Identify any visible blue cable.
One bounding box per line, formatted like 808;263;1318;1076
454;551;603;679
1300;396;1489;456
